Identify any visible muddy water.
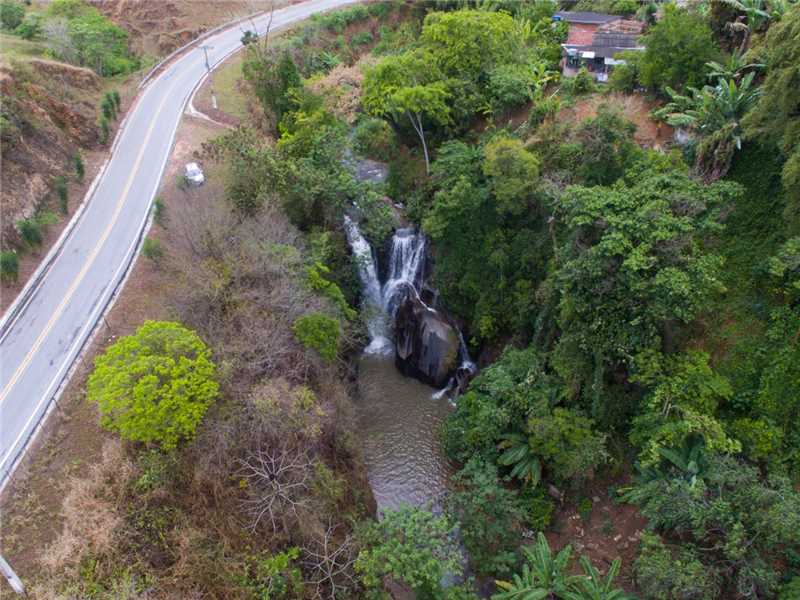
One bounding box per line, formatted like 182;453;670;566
357;352;454;511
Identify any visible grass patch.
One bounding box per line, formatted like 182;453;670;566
208;49;249;120
0;32;47;62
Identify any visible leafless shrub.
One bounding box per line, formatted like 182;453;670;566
301;522;359;600
237;442;313;533
167;193;329;391
40;440;131;572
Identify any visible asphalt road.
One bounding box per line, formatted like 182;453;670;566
0;0;355;485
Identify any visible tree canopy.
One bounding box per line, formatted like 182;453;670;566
87;321;218;448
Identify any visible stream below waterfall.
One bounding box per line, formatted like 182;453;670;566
356;354;453;510
345;217;460;511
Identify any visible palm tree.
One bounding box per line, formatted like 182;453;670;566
493;533;576;599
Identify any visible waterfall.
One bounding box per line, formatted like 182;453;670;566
382;227;426;317
343;216;391;354
344;217;476;393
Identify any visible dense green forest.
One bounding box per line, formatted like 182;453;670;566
16;0;800;598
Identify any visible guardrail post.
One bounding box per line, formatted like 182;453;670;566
0;555;25;596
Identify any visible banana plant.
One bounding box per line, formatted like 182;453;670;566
562;556;633;600
497;433;542;487
652;73;762;178
493;533;576;600
705;49;764;81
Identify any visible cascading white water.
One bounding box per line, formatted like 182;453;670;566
343;216;391;354
344;216;475;387
344;218;431;355
382;227;426;317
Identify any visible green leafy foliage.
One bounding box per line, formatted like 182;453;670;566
74;151;84;182
639;5;719;92
742;4;800;228
244;50;302;133
141;237;164;265
292;313;340;362
0;250;19;282
17;217;42;248
99;115;109;144
444;346;607;489
630;350;738;467
0;0;24;30
87;320;218;448
493;533;575;599
239;547;303;600
356;506;462;600
55;174;68;214
352;117;396;162
550;172;741;416
44;0;138;76
653;73;762;180
634;533;721;600
624;453;800;597
482;137;540;215
446;457;525;576
422;140;550;340
305;261;357;320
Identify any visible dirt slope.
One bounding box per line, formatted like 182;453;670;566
0;59;101;247
89;0;293;57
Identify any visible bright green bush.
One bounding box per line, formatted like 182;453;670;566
141;237;164;265
87;320;218;448
15;12;42;39
292;313;340;362
54;175;68;214
45;0;139;76
639;4;718;92
446;457;525;576
356;506;463;599
0;0;24;30
0;250;19;282
352;117;396;161
17;218;42;248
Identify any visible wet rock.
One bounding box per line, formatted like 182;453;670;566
354;158;389;184
394;294;460;388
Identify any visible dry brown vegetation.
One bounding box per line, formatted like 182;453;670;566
3;114;373;598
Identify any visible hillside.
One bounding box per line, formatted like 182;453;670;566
88;0;292;57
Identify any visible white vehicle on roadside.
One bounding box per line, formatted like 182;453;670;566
185;162;205;185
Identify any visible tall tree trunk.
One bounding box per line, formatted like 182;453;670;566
407;111;430;174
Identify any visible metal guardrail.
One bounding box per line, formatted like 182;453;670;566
138;9;266;89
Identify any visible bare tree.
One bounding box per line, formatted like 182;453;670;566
42;17;76;64
301;522;359;600
237;443;312;533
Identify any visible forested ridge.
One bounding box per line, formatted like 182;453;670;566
6;0;800;598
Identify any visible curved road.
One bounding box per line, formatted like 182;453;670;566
0;0;354;484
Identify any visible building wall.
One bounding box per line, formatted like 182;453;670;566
566;22;599;45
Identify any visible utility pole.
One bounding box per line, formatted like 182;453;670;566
199;44;214;73
0;555;25;596
199;44;218;110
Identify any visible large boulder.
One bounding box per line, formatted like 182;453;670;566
394;291;460;388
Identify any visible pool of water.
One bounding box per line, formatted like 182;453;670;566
356;352;454;512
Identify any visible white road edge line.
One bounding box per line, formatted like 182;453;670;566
0;0;358;492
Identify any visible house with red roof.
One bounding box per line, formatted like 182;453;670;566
554;11;645;82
